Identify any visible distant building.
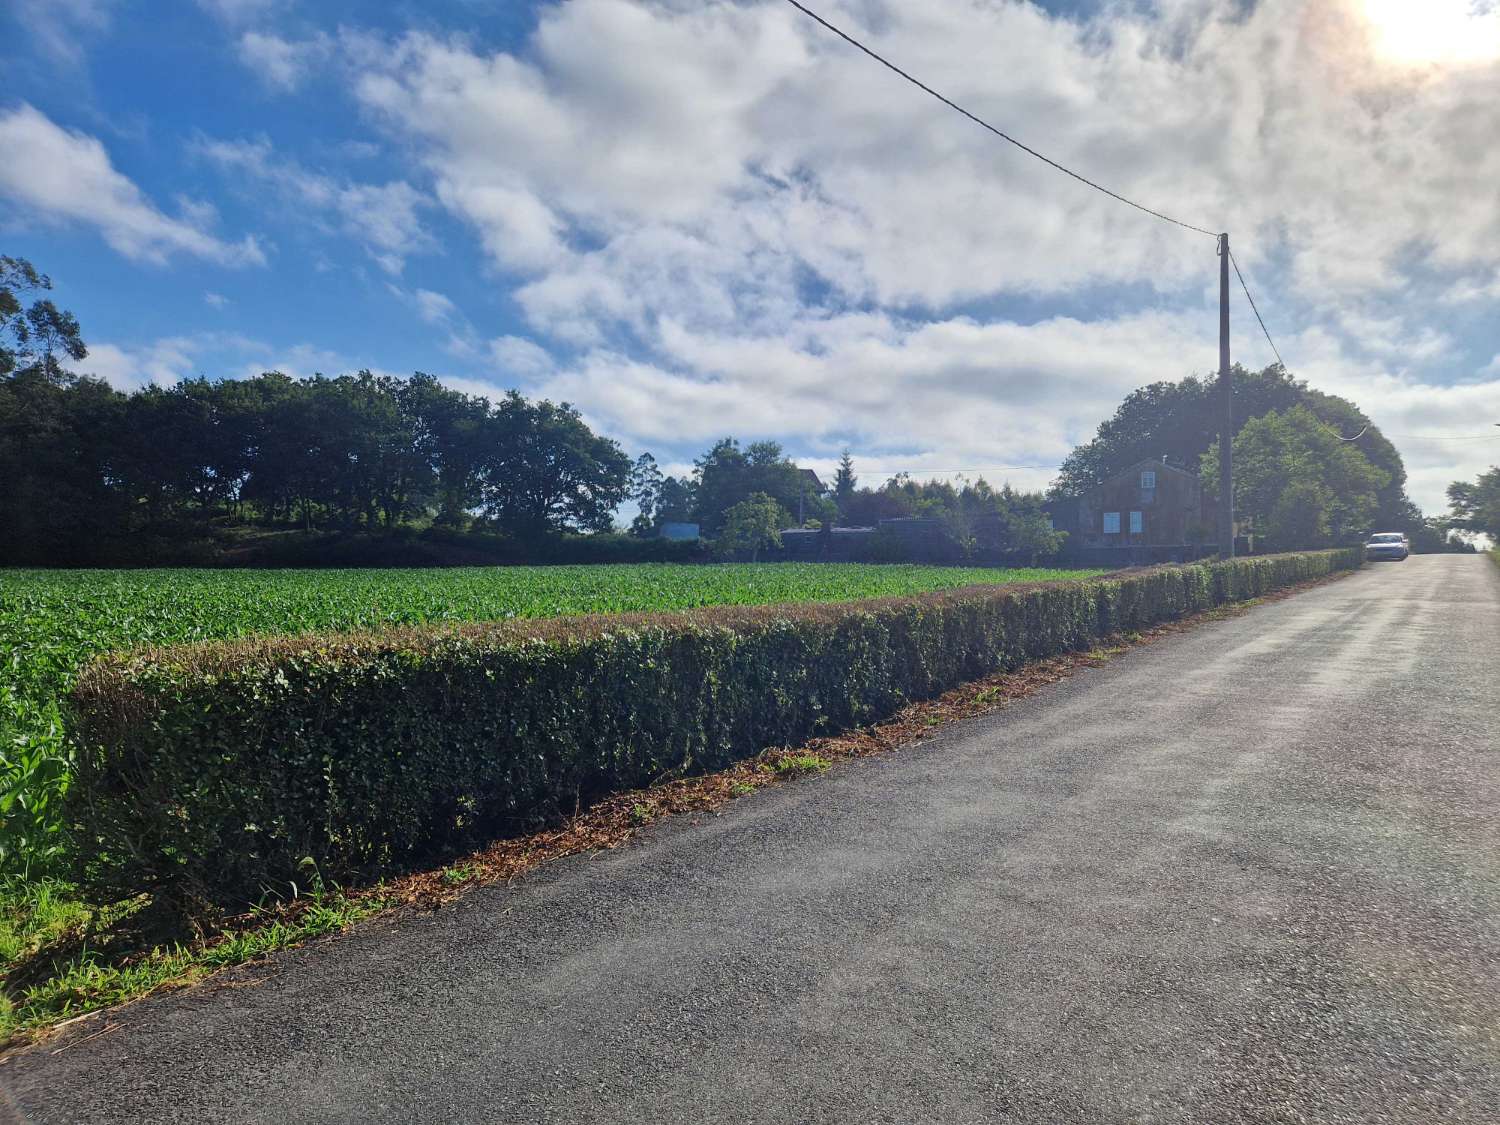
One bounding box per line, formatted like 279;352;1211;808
794;468;828;524
658;521;700;541
1046;458;1217;565
777;525;877;561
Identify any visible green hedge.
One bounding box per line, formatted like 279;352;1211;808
67;550;1360;910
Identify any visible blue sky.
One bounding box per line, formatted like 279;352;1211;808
4;0;1500;513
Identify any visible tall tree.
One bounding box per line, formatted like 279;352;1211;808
692;438;806;535
833;449;857;520
628;453;664;536
1202;405;1388;550
1;256;86;379
1447;467;1500;542
479;393;633;535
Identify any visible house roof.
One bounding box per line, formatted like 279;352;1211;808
1052;458;1198;501
798;468;825;493
1115;457;1197;481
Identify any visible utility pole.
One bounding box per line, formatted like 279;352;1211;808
1218;232;1234;559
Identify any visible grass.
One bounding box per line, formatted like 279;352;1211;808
769;754;832;776
0;876;384;1043
0;880;94;968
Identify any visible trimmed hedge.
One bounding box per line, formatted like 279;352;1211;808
67;550;1360;910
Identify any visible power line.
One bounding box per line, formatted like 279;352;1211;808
1232;252;1500;444
864;465;1057;476
779;0;1219;239
1227;248;1374;443
1228;249;1286;370
1380;431;1500;442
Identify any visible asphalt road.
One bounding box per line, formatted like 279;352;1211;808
7;555;1499;1124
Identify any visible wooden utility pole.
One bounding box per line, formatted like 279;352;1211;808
1218;232;1234;559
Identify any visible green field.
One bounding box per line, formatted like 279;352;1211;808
0;563;1101;879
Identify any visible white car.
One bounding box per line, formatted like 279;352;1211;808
1364;532;1410;561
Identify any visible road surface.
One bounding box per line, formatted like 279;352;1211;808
7;554;1499;1123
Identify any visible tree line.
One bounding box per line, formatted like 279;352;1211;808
4;251;1485;565
632;440;1062;561
0;366;640;564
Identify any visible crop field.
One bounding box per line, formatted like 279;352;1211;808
0;563;1102;879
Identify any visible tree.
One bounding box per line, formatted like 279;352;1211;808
833;449;857;520
1053;364;1305;496
1056;361;1433;540
479;393;633;535
402;372;490;526
654;476;696;525
1;256;86;379
1447;467;1500;542
1202;405;1388;551
715;492;788;561
628;453;664;537
692;438;807;535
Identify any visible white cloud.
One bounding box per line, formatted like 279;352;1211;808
412;288;459;327
0;105;265;267
82;332;262;389
489;335;555;379
195;0;282;24
204;291;230;309
13;0;117;64
352;0;1500;318
197;135;431;272
238;31;331;92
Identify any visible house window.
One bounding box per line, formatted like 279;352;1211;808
1102;511;1121;534
1129;511;1143;534
1140;470;1156;490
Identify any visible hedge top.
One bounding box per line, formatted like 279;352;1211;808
72;576;1081;716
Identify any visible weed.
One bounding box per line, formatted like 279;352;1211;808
771;754;831;776
439;865;479;887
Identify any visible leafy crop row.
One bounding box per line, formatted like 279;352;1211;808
0;563;1101;878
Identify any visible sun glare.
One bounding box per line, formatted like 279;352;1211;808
1362;0;1500;67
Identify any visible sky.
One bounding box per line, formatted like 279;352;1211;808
3;0;1500;514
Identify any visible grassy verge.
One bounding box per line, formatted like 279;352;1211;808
0;878;384;1045
2;565;1354;1054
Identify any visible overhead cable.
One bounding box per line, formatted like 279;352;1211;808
779;0;1219;239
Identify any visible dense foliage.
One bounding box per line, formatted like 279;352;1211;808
1447;466;1500;542
67;550;1361;911
1202;405;1388;550
0;369;635;565
0;563;1099;879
